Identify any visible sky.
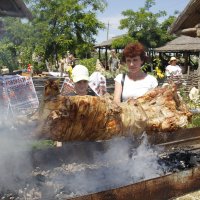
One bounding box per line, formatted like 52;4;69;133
95;0;189;44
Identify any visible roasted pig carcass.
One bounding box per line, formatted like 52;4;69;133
131;85;191;132
37;94;147;141
35;80;192;141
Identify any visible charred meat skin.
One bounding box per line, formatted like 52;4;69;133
35;81;192;141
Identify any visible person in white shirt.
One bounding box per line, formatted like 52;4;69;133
165;56;183;87
114;42;158;103
165;57;182;78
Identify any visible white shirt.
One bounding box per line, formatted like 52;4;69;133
115;74;158;101
165;65;182;77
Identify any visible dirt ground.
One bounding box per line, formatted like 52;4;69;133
174;190;200;200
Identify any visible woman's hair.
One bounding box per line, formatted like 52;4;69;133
123;42;147;62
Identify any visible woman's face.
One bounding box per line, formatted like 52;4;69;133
126;56;143;74
74;80;88;95
170;60;177;66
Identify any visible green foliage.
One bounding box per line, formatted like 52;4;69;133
31;0;106;60
31;140;55;150
187;114;200;128
33;61;47;74
75;43;94;58
0;18;34;71
0;0;107;70
111;35;136;49
0;38;18;71
184;98;200;128
0;0;182;71
178;86;200;128
79;57;97;74
101;64;128;79
119;0;176;48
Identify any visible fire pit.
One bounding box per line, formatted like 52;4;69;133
1;127;200;200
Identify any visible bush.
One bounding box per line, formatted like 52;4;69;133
79;58;97;75
33;62;47;74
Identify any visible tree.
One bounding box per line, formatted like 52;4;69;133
119;0;176;48
30;0;106;63
0;17;35;71
111;35;136;49
0;0;107;71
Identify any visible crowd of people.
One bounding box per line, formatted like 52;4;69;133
59;42;184;103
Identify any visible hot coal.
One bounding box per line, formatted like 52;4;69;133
158;150;200;173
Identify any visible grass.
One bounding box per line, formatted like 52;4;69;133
187;113;200;128
31;139;55;150
179;86;200;128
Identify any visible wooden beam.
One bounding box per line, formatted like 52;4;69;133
0;10;24;17
14;0;33;19
178;28;197;37
0;0;33;20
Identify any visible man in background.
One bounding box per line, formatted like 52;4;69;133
108;49;119;72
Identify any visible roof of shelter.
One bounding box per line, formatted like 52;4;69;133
169;0;200;36
155;35;200;52
94;34;125;48
0;0;32;20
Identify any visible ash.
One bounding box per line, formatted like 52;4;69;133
0;135;165;200
1;132;199;200
6;160;162;200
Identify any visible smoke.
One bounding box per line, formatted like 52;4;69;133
27;133;165;199
92;133;164;187
0;111;165;200
0;114;34;193
127;133;164;181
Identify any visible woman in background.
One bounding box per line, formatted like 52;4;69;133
165;57;182;78
165;57;183;86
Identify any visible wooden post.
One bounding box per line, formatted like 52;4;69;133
105;47;108;70
183;52;188;74
198;52;200;89
98;48;101;60
187;65;190;79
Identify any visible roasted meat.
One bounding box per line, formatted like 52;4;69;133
35;80;192;141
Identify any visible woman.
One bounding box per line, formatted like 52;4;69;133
165;57;182;78
165;56;183;87
114;42;158;103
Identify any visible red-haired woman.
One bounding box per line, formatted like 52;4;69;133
114;42;158;103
